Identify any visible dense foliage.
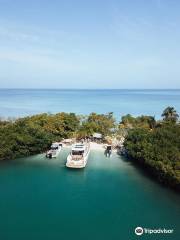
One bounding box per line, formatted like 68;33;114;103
0;113;79;160
161;106;179;123
119;114;156;129
0;112;116;160
77;112;116;138
124;108;180;190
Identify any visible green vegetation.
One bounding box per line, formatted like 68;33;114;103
0;112;115;161
161;106;179;123
0;113;79;160
119;114;156;129
77;112;116;139
0;107;180;191
123;107;180;190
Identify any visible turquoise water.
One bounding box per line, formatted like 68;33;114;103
0;89;180;119
0;149;180;240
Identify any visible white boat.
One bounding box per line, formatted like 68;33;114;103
46;142;62;158
66;143;90;168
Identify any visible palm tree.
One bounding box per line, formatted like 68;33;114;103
161;107;179;123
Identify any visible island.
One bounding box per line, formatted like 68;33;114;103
0;107;179;191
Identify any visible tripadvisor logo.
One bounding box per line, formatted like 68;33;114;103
135;226;174;236
135;227;143;236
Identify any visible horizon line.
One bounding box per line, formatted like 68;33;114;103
0;88;180;91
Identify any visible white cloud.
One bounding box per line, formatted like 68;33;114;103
0;26;39;42
0;48;88;73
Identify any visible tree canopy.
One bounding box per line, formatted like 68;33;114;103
0;113;79;160
119;114;156;129
77;112;116;138
0;112;116;160
123;107;180;190
161;106;179;123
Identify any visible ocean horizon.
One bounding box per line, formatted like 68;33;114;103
0;88;180;120
1;88;180;90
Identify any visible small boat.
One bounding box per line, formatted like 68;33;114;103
66;142;90;168
105;145;112;157
46;142;62;158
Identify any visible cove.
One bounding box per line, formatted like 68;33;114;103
0;148;179;240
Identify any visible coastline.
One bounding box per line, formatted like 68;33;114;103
0;109;180;191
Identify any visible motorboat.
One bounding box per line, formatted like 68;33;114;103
66;142;90;168
46;142;62;158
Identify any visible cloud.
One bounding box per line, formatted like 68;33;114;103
0;26;39;42
0;48;89;74
0;18;81;45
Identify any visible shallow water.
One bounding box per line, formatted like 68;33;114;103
0;149;179;240
0;89;180;119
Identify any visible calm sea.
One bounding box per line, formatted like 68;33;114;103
0;89;180;119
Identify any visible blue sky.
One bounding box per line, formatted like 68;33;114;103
0;0;180;89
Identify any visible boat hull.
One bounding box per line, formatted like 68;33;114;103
66;146;90;168
46;147;62;158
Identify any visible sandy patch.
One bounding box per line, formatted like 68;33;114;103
90;142;105;151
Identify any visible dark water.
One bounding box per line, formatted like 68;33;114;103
0;149;179;240
0;89;180;119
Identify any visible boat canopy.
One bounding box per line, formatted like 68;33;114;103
51;142;61;148
71;144;86;151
